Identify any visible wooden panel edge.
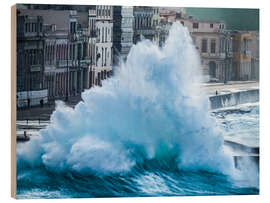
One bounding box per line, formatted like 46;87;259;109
11;4;17;199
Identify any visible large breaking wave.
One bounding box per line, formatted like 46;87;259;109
17;22;234;177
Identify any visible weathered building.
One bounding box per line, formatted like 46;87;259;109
95;5;113;86
18;8;101;102
250;31;259;81
86;8;97;89
159;8;185;24
231;31;253;81
181;17;232;82
155;16;233;82
16;13;48;107
152;7;160;30
113;6;134;63
133;6;155;43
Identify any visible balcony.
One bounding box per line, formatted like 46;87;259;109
57;60;78;67
80;59;92;67
201;52;226;59
30;65;41;72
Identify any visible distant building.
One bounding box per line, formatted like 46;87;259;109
95;5;113;86
113;6;134;63
86;8;97;89
186;17;232;82
133;6;155;43
231;31;253;80
17;5;115;104
16;13;48;107
156;15;233;82
152;7;160;29
159;8;185;24
250;31;259;81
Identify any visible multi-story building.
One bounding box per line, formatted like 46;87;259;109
156;15;233;82
113;6;134;63
18;8;102;102
250;31;259;81
16;14;48;107
231;31;252;80
180;17;232;82
152;7;160;30
159;8;185;24
19;9;72;101
86;8;97;89
133;6;155;43
95;5;113;86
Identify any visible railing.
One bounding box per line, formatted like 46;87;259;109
201;52;227;59
57;60;78;67
17;119;51;125
30;65;41;72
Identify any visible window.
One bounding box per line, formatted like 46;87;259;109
30;23;33;32
102;47;104;66
210;23;213;28
105;27;107;42
78;43;82;60
243;38;249;53
211;39;216;53
232;39;238;52
105;47;107;66
201;39;207;53
24;23;27;32
96;47;98;64
220;39;225;53
70;22;76;33
102;27;104;42
193;22;199;29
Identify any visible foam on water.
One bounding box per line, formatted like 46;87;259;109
18;22;235;177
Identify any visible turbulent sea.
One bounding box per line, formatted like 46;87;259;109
16;23;259;198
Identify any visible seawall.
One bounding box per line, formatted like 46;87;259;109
209;89;259;109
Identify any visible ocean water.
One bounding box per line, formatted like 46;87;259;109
214;104;259;148
16;22;259;198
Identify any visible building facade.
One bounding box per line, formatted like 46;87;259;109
95;5;113;86
250;31;259;81
231;31;252;81
133;6;155;43
17;14;48;107
86;8;97;89
17;6;115;104
155;15;233;82
113;6;134;63
180;17;232;82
